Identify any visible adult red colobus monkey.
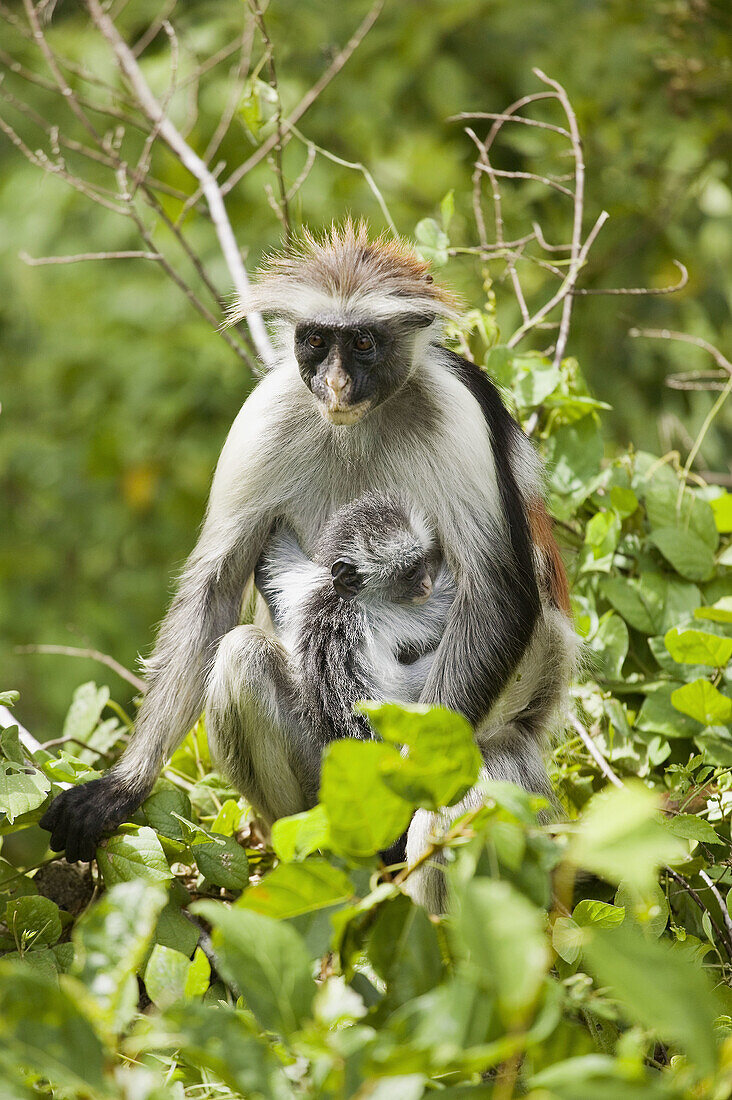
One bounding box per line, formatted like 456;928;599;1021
42;222;573;900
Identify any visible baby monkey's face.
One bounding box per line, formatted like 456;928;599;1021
330;547;433;605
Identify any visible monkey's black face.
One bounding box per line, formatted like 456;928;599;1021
294;320;418;425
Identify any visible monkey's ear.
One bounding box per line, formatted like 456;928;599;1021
331;559;363;600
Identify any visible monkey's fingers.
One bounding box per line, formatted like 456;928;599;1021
40;777;142;864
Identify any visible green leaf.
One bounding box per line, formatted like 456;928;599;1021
271;803;331;861
615;881;669;937
319;739;413;859
0;691;19;707
368;893;444;1007
440;189;455;231
710;492;732;532
513;354;561;408
4;896;62;948
144;944;190;1010
638;461;718;549
636;683;701;739
192;901;316;1036
142;786;192;841
453;879;549;1025
239;858;352;919
583;925;720;1074
601;573;701;635
210;798;242;837
671;679;732;725
0;756;51;824
361;703;482;810
414;218;449;266
0;725;24;765
664;627;732;667
544;416;603;500
572;899;625;929
568;783;685;890
97;826;173;886
183;946;211;998
587;613;628;680
695;597;732;624
552;916;584;964
664;813;721;844
62;681;109;742
0;959;110;1093
192;834;249;890
73;880;167;1030
649;527;716;581
609;486;638;518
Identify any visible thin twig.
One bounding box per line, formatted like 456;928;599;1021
665;867;732;962
449;110;571;139
16;644;146;692
699;869;732;956
249;0;291;242
573;260;689;296
85;0;274;366
533;70;585;367
629;328;732;377
507;211;609;348
570;716;623;788
20;249;160;265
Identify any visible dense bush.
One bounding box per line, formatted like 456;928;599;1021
2;328;731;1098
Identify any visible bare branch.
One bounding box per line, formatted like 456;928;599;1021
573;260;689;297
629;328;732;377
132;0;176;57
85;0;275;366
507;211;609;348
570;715;623;788
465;126;529;322
20;249;160;265
15;643;146;693
0;704;44;755
533;70;585;367
130;18;179;196
477;163;574;198
249;0;291;242
449;110;571;139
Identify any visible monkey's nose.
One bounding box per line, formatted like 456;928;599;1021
325;364;350;399
419;575;433;598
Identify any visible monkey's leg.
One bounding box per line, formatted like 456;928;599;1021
205;625;316;825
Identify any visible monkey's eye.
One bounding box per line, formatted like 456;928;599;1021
354;333;374;352
308;332;325;349
404;564;421;582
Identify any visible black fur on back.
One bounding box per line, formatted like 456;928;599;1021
440;347;542;723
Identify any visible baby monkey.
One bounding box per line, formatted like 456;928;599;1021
205;493;455;816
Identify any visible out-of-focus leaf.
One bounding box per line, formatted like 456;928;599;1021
271;803;331;861
0;959;110;1093
319;739;412;859
649;528;716;581
583;925;721;1074
73;880;167;1031
239;858;353;919
62;682;109;743
601;574;701;635
192;901;315;1036
695;597;732;623
567;783;685;889
144;944;190;1010
361;703;482;810
453;879;549;1025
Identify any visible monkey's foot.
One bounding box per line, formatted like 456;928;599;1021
40;777;143;864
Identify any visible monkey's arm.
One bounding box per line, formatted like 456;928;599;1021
419;352;543;727
40;381;281;862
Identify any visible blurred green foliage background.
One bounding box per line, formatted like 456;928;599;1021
0;0;730;735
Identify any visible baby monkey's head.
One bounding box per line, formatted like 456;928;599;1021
316;493;435;605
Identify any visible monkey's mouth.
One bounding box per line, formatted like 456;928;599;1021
318;398;372;426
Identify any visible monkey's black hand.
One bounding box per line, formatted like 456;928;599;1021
40;777;142;863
